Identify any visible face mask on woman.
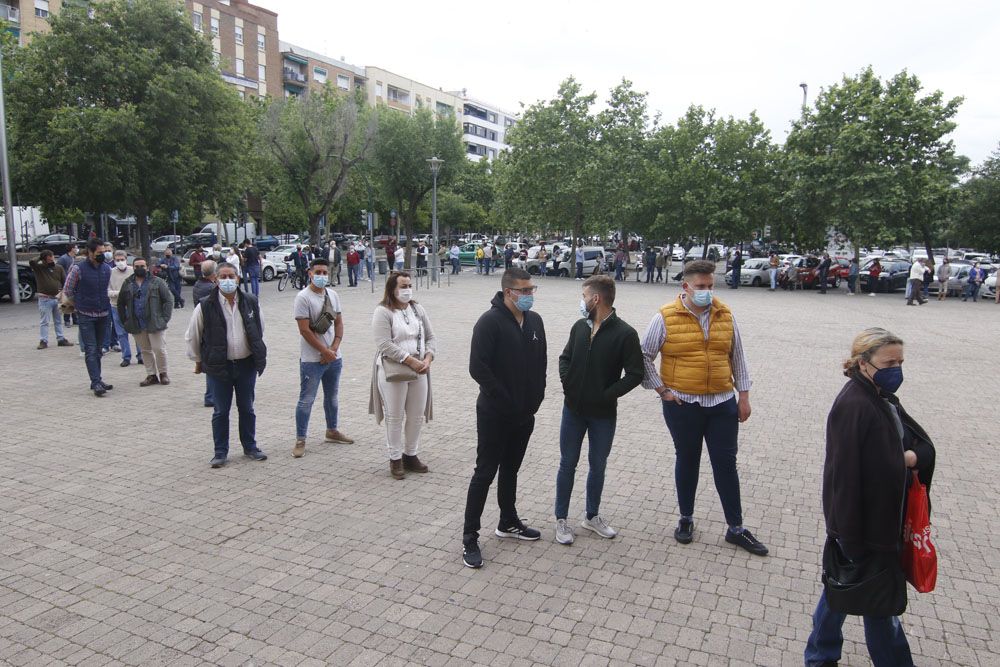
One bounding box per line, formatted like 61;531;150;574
219;278;238;294
396;288;412;303
868;363;904;394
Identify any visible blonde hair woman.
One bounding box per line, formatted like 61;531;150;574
805;328;936;666
369;271;437;479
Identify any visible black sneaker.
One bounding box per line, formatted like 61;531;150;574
210;456;227;469
725;528;769;556
463;540;483;569
495;519;541;541
674;518;694;544
244;449;268;461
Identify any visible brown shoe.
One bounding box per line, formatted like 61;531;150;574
389;459;405;480
37;340;48;349
402;454;428;473
292;439;306;458
57;338;74;347
325;429;354;444
159;373;170;385
140;375;160;387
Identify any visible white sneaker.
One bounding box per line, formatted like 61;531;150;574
555;518;575;544
869;292;876;297
581;515;618;539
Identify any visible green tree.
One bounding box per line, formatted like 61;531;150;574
7;0;249;258
786;67;967;257
370;108;464;267
257;91;375;245
953;146;1000;252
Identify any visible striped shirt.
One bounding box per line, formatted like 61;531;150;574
640;297;752;407
62;263;109;318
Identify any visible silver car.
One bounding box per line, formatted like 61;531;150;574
726;257;771;287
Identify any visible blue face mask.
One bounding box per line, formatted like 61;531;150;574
218;278;238;294
515;295;534;312
691;289;713;307
870;364;904;394
312;274;328;289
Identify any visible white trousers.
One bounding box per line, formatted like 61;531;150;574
376;365;428;461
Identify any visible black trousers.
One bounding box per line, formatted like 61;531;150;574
463;409;535;541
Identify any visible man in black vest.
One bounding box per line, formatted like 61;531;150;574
184;262;268;468
62;238;114;397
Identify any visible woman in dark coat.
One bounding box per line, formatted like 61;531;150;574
805;328;936;667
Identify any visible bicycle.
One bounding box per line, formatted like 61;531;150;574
277;263;297;292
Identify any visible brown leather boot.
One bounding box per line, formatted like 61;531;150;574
139;374;159;387
389;459;405;480
159;373;170;385
292;439;306;458
402;454;428;473
325;429;354;444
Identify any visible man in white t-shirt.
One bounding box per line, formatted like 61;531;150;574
292;258;353;457
394;245;405;271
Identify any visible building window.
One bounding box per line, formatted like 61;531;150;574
336;74;350;90
504;117;515;127
192;11;203;32
34;0;49;18
210;17;219;36
235;26;243;45
213;52;221;67
238;91;245;100
313;67;328;84
488;112;498;124
488;148;497;160
376;82;383;97
466;142;487;156
258;64;266;81
387;86;409;104
235;58;244;76
436;101;453;116
257;33;265;51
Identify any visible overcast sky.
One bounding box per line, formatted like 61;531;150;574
257;0;998;165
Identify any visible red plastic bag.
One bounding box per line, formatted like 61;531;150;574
901;471;937;593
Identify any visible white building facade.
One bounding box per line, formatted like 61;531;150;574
455;91;517;162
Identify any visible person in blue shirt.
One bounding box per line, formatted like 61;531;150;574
158;248;184;309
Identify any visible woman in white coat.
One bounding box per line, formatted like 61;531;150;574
370;271;437;479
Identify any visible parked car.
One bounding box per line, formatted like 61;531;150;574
981;274;997;300
545;246;606;277
150;235;181;253
0;261;35;301
265;244;299;267
859;259;910;293
170;233;217;255
780;256;844;289
181;247;283;284
23;234;80;255
685;244;724;262
253;235;281;251
929;262;972;297
725;257;772;287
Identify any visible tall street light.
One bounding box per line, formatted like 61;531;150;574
427;157;442;286
799;82;808;112
0;48;20;304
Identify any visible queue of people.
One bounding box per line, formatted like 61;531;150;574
33;240;939;665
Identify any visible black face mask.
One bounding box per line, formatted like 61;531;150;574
134;267;147;278
93;253;105;263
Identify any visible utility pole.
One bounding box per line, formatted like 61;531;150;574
0;49;20;304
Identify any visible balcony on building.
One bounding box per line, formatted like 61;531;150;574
1;3;20;22
282;54;308;88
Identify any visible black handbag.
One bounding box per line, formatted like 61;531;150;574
822;537;907;617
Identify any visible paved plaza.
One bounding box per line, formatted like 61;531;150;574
1;268;998;666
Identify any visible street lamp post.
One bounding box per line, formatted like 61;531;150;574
427;157;443;287
0;49;20;304
799;82;808;111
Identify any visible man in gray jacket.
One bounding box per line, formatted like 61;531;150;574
118;258;174;387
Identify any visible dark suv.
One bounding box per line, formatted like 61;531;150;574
23;234;80;255
0;261;36;301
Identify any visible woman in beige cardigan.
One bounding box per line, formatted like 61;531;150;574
369;271;437;479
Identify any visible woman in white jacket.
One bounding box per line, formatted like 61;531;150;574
369;271;437;479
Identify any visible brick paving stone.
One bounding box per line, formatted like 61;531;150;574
1;271;997;665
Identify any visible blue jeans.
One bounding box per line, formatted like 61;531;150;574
77;313;108;389
576;262;584;279
168;277;183;306
661;397;743;526
295;359;342;439
38;296;64;343
110;306;133;360
366;259;374;280
451;257;460;274
731;268;741;288
555;406;616;520
614;264;623;281
206;357;258;457
847;275;857;294
769;268;778;289
204;376;213;406
804;590;913;666
246;267;260;297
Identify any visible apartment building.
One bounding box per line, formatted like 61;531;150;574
455;91;517;162
279;41;365;99
2;0;89;45
186;0;280;99
364;66;462;125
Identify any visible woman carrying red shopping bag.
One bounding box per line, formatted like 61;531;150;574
805;328;937;667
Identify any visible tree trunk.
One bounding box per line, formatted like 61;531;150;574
403;203;418;270
309;213;322;252
136;205;151;260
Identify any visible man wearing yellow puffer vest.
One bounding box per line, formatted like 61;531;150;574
640;260;768;557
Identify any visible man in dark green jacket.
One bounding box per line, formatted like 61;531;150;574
118;258;174;387
554;275;644;545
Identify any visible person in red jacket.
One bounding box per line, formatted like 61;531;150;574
346;245;361;287
867;259;882;296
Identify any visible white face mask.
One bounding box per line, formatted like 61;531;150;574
115;260;127;270
396;288;413;303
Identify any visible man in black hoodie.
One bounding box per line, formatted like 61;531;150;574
554;276;643;545
463;268;547;568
